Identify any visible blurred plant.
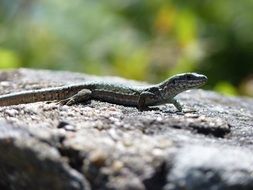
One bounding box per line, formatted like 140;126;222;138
0;0;252;96
0;48;20;68
186;0;253;95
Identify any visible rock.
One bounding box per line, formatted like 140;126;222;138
165;145;253;190
0;122;90;190
0;123;90;190
0;69;253;190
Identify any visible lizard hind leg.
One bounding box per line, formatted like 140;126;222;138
58;89;92;106
137;91;155;111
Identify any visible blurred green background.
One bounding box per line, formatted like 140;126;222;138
0;0;253;96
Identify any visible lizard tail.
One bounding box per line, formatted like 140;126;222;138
0;86;83;106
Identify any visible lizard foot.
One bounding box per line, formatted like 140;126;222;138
57;98;75;106
182;108;197;113
57;89;92;106
46;100;58;104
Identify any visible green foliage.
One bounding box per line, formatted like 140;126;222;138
214;82;238;96
0;49;20;68
0;0;252;96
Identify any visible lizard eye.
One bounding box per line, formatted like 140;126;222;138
186;75;193;80
149;87;160;93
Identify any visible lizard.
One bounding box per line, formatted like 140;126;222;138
0;73;207;111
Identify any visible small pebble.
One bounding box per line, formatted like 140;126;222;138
112;160;124;172
58;121;76;131
89;150;107;167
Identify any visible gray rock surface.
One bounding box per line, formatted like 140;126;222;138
0;69;252;190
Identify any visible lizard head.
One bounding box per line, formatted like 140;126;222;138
159;73;208;98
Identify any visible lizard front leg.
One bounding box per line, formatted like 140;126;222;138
171;98;183;112
59;89;92;105
170;98;196;113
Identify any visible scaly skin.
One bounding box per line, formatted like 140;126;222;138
0;73;207;111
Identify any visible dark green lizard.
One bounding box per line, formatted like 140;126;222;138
0;73;207;111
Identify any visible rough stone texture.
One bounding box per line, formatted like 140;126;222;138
0;122;90;190
0;69;252;190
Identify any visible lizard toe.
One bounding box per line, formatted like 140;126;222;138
57;99;69;105
66;99;76;106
